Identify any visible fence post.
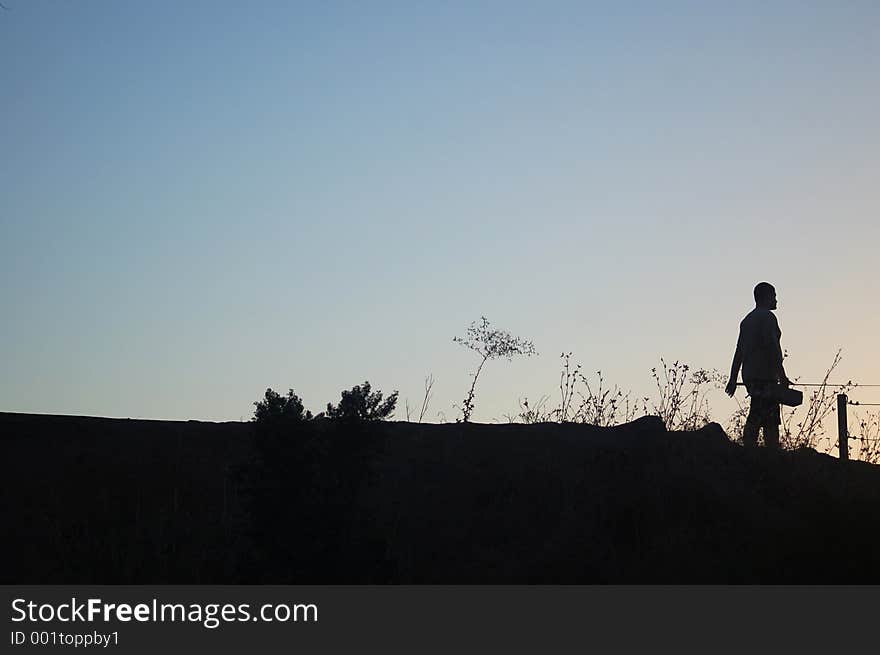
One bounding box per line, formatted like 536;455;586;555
837;394;848;461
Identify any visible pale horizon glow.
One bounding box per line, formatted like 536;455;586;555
2;2;878;426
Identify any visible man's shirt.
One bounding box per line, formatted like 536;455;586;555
737;308;783;385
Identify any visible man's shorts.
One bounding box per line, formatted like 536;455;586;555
745;383;781;427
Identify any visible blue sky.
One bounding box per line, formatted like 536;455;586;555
2;1;878;421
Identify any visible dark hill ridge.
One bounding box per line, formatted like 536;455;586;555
2;412;880;583
1;412;249;583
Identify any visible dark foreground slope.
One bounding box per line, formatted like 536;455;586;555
1;412;249;582
3;412;880;583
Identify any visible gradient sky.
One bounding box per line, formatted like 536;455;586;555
2;1;878;423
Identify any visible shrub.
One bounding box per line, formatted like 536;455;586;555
853;409;880;464
650;358;724;431
326;381;398;422
779;349;854;451
511;354;645;426
252;388;313;424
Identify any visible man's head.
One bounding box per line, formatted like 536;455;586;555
754;282;777;309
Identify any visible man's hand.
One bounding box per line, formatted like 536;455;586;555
725;380;737;397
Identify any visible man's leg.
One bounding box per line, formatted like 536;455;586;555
763;401;781;449
763;423;779;449
743;417;759;448
743;389;762;448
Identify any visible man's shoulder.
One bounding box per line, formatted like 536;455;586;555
740;308;777;330
743;307;775;321
740;308;760;325
756;308;778;325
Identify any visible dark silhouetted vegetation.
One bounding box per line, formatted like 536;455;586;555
4;331;879;585
8;411;880;584
326;381;398;423
649;359;725;431
253;388;313;424
239;380;395;582
454;316;536;422
405;374;435;423
512;353;647;425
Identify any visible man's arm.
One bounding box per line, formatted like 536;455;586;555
777;355;789;385
770;315;789;385
726;332;743;396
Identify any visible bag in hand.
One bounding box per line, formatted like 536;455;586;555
774;385;803;407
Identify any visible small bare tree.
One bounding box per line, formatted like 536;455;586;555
454;316;536;422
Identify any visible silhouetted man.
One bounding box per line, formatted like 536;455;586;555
725;282;791;449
